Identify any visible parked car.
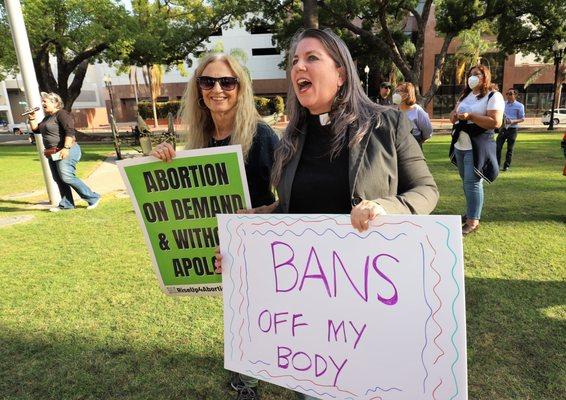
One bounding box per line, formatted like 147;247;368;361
541;108;566;125
8;122;29;133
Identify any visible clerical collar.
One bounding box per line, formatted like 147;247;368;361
318;113;331;126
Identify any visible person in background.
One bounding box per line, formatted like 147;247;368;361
150;53;279;400
393;82;433;147
27;92;100;212
449;65;504;235
496;88;525;171
376;81;392;105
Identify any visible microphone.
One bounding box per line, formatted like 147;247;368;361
21;107;40;116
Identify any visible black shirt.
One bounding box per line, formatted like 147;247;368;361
33;110;76;149
289;114;350;214
208;122;278;208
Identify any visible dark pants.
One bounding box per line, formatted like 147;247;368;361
496;127;518;169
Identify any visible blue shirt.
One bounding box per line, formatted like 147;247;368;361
504;101;525;128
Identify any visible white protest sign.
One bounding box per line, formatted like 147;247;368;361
218;214;467;400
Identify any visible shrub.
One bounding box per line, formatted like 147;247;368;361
254;96;273;116
138;101;181;119
273;96;285;115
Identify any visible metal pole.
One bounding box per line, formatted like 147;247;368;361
548;51;561;131
365;71;369;95
5;0;60;205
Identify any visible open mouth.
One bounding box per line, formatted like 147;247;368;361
297;78;312;93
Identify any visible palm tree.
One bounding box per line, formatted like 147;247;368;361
454;27;495;85
142;64;164;128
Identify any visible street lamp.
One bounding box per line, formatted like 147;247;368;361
548;39;566;131
364;65;370;95
103;74;116;120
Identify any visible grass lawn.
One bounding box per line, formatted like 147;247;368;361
0;144;115;198
0;134;564;399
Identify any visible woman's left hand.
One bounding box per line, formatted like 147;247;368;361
236;201;279;215
350;200;387;232
60;148;70;159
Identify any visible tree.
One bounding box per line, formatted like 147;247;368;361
242;0;506;105
0;0;131;111
120;0;239;126
496;0;566;110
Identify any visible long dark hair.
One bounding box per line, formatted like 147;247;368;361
271;28;384;187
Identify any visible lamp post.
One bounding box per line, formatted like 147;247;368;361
103;74;116;120
548;39;566;131
364;65;370;95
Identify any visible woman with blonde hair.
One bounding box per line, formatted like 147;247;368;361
152;54;278;400
152;53;279;209
393;82;433;147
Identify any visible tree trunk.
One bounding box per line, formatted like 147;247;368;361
421;32;456;107
147;65;159;128
303;0;318;28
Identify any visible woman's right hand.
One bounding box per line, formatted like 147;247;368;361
150;142;176;162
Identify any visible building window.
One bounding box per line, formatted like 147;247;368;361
252;48;279;56
249;24;272;35
210;28;222;37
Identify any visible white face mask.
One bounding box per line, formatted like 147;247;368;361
468;75;480;90
392;93;403;105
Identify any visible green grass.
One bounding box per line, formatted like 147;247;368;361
0;144;115;197
0;134;564;399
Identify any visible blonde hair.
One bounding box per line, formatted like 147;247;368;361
396;82;416;106
179;53;260;160
40;92;64;110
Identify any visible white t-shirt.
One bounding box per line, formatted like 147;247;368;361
455;91;505;150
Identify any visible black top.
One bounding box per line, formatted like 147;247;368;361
377;96;392;106
208;122;278;208
289;114;350;214
32;110;76;149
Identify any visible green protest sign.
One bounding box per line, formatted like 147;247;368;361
117;146;251;296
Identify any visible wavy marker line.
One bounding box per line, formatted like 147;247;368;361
251;215;349;227
432;378;443;400
252;227;407;242
242;243;252;343
248;360;271;366
426;235;446;365
248;370;338;398
369;397;383;400
420;242;433;394
364;385;403;395
226;220;237;361
436;221;461;400
236;223;245;256
237;260;246;361
252;369;358;397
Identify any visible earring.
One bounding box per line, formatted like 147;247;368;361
198;97;208;110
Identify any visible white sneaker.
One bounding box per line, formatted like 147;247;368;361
86;197;101;210
49;207;62;213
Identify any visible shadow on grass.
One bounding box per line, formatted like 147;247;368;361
0;278;563;400
465;278;565;399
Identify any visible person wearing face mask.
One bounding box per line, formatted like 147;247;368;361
393;82;433;147
449;65;504;235
27;92;101;212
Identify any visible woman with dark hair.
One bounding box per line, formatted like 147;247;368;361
393;82;433;147
449;64;504;235
271;29;438;229
27;92;100;212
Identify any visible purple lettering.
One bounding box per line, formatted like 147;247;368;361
258;309;272;333
277;346;292;369
328;356;348;387
349;321;367;349
291;313;309;337
299;246;331;296
274;312;289;334
373;253;399;305
327;320;347;343
315;354;328;377
292;351;312;372
271;241;298;292
332;251;369;301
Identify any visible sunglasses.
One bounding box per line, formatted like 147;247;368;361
197;76;239;91
506;92;515;95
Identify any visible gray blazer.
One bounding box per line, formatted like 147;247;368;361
276;108;439;214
